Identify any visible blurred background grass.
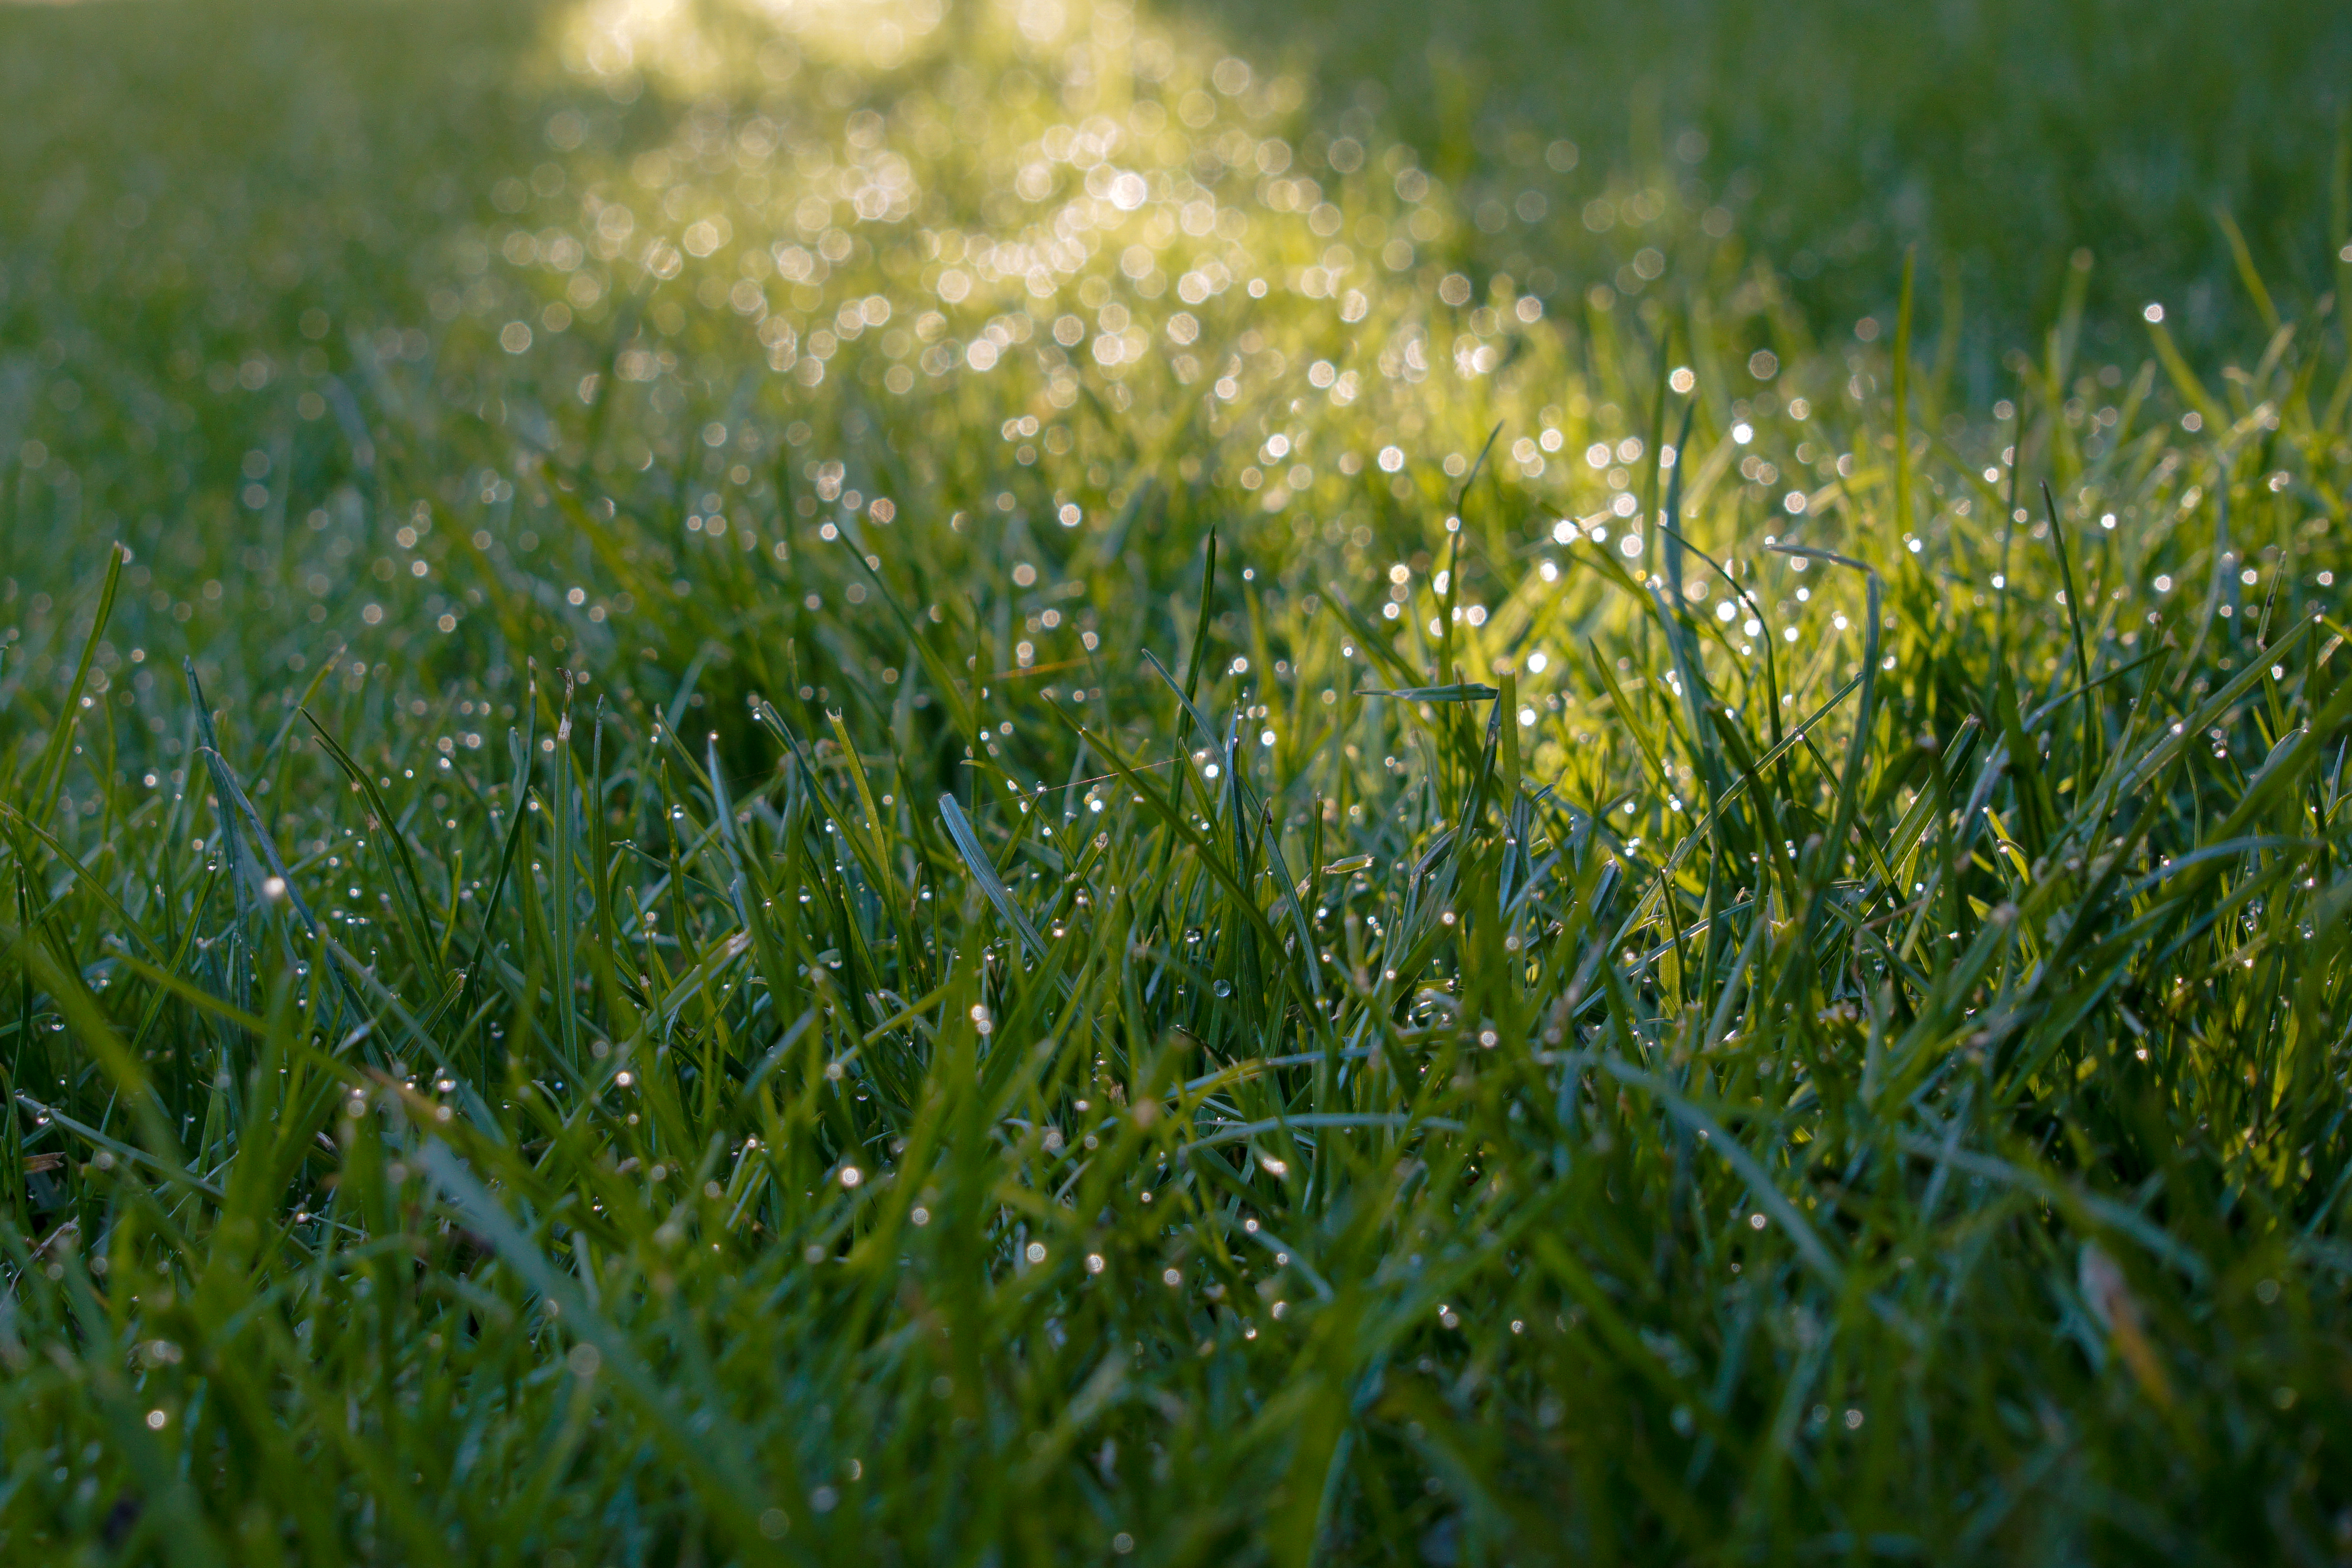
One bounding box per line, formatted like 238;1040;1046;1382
7;0;2344;651
1166;0;2352;344
6;0;2346;366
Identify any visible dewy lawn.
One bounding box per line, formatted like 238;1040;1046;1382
2;0;2351;1562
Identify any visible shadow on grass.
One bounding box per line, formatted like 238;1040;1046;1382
1136;0;2352;343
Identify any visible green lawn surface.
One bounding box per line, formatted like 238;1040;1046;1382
1;0;2350;1562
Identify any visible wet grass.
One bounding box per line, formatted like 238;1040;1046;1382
2;0;2352;1562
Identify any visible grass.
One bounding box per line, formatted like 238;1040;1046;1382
3;0;2352;1561
1167;0;2352;349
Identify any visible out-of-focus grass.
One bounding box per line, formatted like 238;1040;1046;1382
1160;0;2352;348
2;0;2351;1561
